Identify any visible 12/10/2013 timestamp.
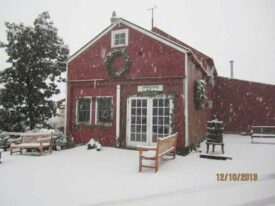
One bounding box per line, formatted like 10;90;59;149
216;173;258;181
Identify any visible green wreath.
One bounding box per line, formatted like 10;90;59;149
105;50;131;78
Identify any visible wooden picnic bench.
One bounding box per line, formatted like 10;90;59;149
10;133;53;155
251;126;275;142
136;133;178;173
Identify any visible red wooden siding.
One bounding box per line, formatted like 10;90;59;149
188;60;213;145
213;77;275;133
68;24;185;81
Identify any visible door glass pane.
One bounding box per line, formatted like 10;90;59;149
153;108;157;115
152;98;172;142
142;100;147;107
129;98;147;143
136;134;141;141
142;134;146;142
137;117;141;124
136;125;141;132
132;100;136;107
165;99;169;107
142;108;147;115
131;133;135;141
142;117;147;124
159;99;164;107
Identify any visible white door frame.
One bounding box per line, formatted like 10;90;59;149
126;95;174;147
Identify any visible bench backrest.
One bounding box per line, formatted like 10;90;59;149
251;126;275;134
20;133;52;143
157;133;178;156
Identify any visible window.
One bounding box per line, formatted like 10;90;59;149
111;29;128;48
76;98;91;124
96;97;113;125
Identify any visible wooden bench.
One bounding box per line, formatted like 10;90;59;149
251;126;275;142
205;141;224;154
10;133;53;155
136;133;178;173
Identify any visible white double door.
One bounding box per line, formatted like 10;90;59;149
126;96;173;147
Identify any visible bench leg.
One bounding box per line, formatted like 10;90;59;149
39;146;44;155
212;145;215;152
155;158;158;173
139;151;142;172
10;147;13;155
20;148;22;155
221;144;224;154
206;144;209;153
173;150;176;159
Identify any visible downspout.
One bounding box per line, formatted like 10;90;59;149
184;53;189;147
116;85;121;146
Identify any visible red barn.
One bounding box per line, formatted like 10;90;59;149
66;15;216;150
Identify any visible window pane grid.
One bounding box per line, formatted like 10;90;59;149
152;98;171;142
77;98;91;123
97;97;112;124
130;99;147;142
114;32;126;46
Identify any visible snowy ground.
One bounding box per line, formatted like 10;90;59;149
1;134;275;206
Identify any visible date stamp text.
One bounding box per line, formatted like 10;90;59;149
216;173;258;181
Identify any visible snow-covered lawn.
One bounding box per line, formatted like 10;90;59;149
1;134;275;206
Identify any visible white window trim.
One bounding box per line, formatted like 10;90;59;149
111;29;129;48
76;96;92;125
95;96;113;126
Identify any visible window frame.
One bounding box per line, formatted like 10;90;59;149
111;29;129;48
76;97;92;125
95;96;113;126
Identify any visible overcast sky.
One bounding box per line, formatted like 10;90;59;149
0;0;274;99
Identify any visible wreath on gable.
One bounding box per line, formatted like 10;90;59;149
104;50;131;78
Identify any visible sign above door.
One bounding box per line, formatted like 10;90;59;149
137;85;163;92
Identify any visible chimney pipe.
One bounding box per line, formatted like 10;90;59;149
111;11;118;24
229;60;234;79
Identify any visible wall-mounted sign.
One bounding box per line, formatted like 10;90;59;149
137;85;163;92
